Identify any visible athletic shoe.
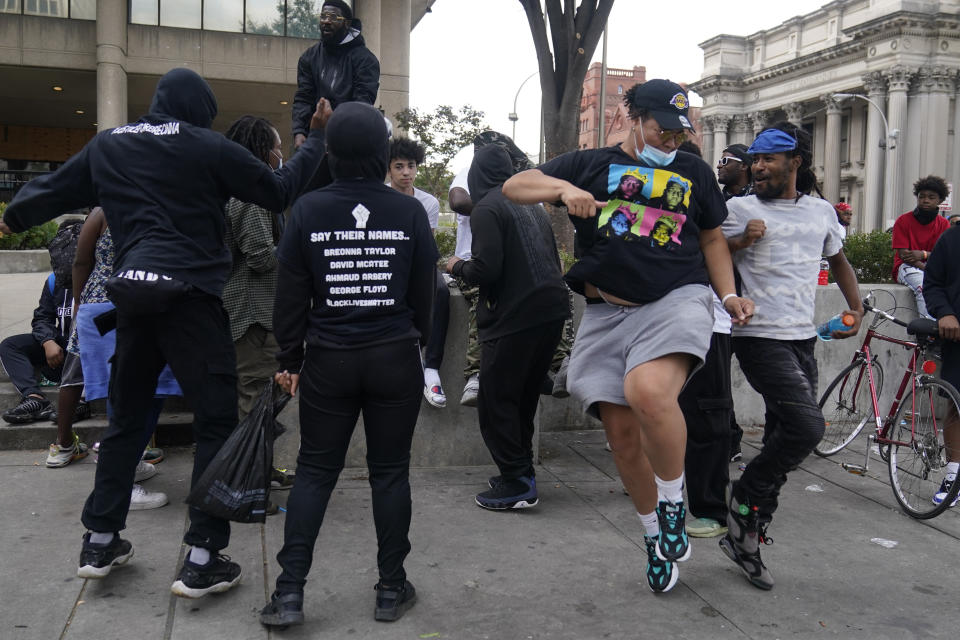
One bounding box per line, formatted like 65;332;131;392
271;467;294;491
171;554;242;598
460;374;479;407
46;433;89;468
643;535;679;593
552;355;570;399
142;447;164;464
475;476;538;510
932;477;959;508
134;459;157;482
77;533;133;578
129;483;168;510
487;475;502;489
655;500;691;562
687;517;728;538
720;483;774;590
2;394;53;424
374;580;417;622
423;383;447;408
49;400;92;424
730;448;742;463
260;591;304;628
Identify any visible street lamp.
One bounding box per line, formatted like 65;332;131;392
510;71;539;141
832;93;899;150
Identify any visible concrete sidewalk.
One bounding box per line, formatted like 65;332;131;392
2;428;958;640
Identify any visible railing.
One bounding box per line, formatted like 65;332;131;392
0;169;51;201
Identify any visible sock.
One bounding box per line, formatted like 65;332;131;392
89;531;114;545
946;461;959;481
655;474;684;504
189;546;211;566
424;367;441;389
638;511;660;538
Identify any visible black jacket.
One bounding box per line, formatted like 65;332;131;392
3;68;325;298
452;146;570;341
923;226;960;321
292;28;380;137
32;275;73;349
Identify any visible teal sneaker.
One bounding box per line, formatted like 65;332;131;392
643;535;678;593
655;500;691;562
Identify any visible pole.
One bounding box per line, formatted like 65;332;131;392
597;25;608;149
510;71;539;143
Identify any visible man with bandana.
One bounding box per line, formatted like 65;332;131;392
721;123;863;590
891;175;950;319
292;0;380;150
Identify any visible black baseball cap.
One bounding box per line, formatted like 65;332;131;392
723;143;751;164
628;79;695;132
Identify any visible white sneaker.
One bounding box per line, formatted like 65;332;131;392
129;483;168;510
46;434;89;468
424;383;447;408
134;460;157;482
460;374;480;407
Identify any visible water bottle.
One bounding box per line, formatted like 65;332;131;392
817;259;830;285
817;312;855;341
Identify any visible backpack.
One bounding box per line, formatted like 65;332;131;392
48;219;84;291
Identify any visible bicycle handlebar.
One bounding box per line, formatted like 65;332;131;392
861;297;910;328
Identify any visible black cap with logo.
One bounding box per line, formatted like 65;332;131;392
628;79;694;132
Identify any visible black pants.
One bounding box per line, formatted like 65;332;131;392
477;321;564;480
0;333;63;397
680;332;732;522
276;339;423;593
731;337;825;522
423;270;450;370
81;293;238;551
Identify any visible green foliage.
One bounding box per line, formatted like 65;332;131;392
839;229;894;284
558;249;576;273
246;0;319;38
394;105;487;204
434;228;457;261
0;205;58;250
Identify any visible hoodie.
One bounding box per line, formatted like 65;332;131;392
292;24;380;137
33;274;73;349
3;68;326;298
452;146;570;341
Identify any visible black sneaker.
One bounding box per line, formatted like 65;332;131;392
49;400;92;424
475;476;538;510
260;591;304;628
487;475;502;489
170;554;242;598
271;467;294;491
3;394;53;424
720;483;774;590
730;448;742;463
654;499;691;562
77;533;134;578
374;580;417;622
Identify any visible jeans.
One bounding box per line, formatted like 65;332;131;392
0;333;63;398
898;263;931;319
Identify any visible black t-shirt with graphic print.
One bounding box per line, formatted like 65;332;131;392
539;145;727;304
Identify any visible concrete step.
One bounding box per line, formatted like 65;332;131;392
0;380;192;413
0;412;195;450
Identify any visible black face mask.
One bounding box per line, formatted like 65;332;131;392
914;207;939;225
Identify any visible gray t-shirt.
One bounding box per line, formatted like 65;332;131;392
723;194;844;340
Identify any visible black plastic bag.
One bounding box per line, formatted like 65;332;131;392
186;382;292;523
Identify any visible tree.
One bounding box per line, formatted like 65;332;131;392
246;0;320;38
393;105;487;208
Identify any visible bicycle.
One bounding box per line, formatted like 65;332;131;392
815;292;960;519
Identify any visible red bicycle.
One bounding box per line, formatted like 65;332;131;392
816;292;960;519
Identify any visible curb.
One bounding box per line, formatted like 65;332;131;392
0;413;195;450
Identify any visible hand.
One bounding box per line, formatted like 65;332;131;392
0;220;10;236
740;219;766;248
42;340;64;368
309;98;333;131
831;309;863;340
723;296;754;326
274;370;300;397
939;315;960;342
900;249;925;266
559;183;606;218
294;133;307;149
444;256;462;274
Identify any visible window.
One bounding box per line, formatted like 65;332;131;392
0;0;19;14
245;0;284;35
160;0;200;29
130;0;158;25
617;85;623;95
204;1;243;32
71;0;94;19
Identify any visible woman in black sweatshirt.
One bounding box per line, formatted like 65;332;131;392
261;102;437;628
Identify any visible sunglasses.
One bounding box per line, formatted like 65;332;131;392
718;156;743;166
319;12;345;24
654;128;688;145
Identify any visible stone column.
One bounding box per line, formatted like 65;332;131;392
96;0;128;131
750;110;769;138
918;66;954;177
862;71;887;231
375;0;410;127
883;66;914;225
822;94;843;203
953;70;960;197
699;116;714;166
355;0;381;60
711;115;731;167
783;102;805;127
733;114;753;146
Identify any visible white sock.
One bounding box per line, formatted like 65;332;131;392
655;474;684;504
424;368;441;389
189;546;211;566
638;512;660;538
89;531;114;545
946;461;959;481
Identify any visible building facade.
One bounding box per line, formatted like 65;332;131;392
690;0;960;231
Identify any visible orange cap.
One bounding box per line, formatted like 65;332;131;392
841;313;855;327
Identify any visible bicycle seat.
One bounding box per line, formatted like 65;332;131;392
906;318;939;338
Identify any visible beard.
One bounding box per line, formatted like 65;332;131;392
754;177;787;200
320;25;346;46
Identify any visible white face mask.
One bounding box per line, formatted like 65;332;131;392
634;126;677;168
270;149;283;170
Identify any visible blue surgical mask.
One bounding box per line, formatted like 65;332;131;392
634;127;676;167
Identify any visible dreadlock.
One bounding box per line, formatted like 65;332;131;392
768;121;822;198
225;115;276;165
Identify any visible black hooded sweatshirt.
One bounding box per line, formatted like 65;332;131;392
451;146;570;341
273;102;437;371
3;68;326;298
292;23;380;137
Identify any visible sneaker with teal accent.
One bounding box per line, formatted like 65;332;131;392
654;500;691;562
643;535;678;593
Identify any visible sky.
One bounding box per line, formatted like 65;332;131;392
409;0;830;172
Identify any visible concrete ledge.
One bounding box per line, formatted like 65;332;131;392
0;250;50;274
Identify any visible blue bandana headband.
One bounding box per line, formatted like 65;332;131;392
748;129;798;154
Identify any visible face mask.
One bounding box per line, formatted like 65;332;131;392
634;126;677;168
271;150;283;170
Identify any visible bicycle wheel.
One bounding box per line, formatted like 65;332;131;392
816;360;882;457
887;378;960;519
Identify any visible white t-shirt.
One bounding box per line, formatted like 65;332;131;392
450;167;472;260
711;294;732;334
413;187;440;230
722;194;844;340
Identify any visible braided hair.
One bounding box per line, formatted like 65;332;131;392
225;115;276;165
768;121;822;198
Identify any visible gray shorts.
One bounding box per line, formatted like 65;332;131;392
567;283;715;419
60;351;84;388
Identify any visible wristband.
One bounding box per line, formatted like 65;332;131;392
721;293;737;305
